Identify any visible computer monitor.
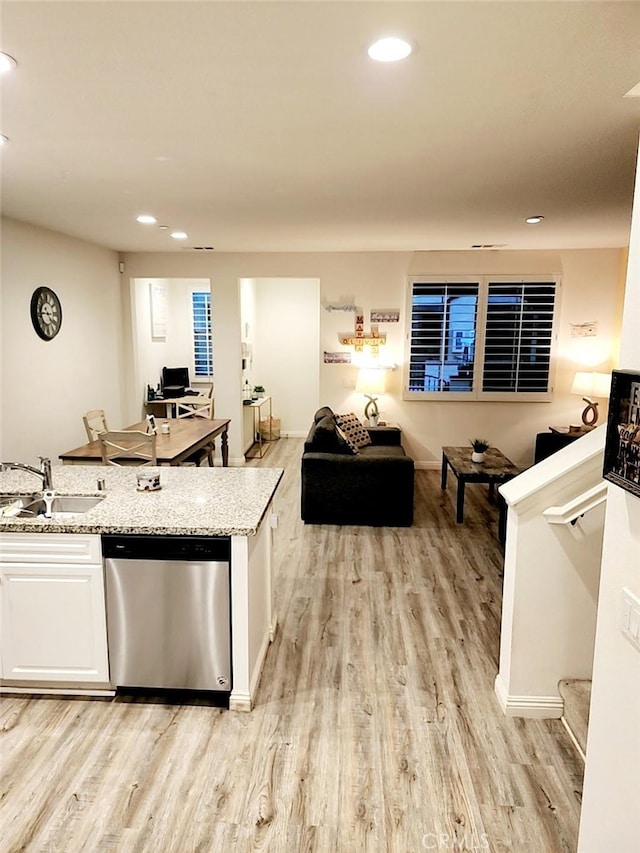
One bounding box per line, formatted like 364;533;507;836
161;366;190;390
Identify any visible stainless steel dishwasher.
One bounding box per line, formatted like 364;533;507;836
102;534;231;693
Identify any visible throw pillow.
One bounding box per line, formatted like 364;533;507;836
335;424;359;454
335;412;372;453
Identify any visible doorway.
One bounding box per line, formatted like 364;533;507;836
240;277;320;438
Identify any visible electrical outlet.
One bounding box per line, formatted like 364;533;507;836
621;587;640;652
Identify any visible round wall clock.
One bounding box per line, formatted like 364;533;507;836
30;286;62;340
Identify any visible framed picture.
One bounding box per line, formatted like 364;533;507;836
149;281;167;340
323;351;352;364
371;309;400;323
603;369;640;498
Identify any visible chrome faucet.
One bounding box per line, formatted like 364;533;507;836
0;457;53;492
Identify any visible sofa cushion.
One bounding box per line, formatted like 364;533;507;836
335;412;372;453
305;414;350;454
314;406;334;423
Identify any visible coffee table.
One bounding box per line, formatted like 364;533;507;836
441;446;520;533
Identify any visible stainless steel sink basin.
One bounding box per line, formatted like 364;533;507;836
0;493;39;515
6;494;106;519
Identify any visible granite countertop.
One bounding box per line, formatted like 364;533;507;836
0;465;283;536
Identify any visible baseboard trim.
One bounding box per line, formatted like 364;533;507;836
1;684;115;697
415;461;441;470
229;690;252;712
494;674;563;718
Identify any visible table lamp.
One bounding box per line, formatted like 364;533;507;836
570;371;611;427
356;368;386;425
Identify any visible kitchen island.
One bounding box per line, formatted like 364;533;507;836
0;464;283;711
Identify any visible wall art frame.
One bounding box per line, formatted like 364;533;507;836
603;369;640;498
149;281;167;340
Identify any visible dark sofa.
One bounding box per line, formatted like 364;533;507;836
301;407;415;526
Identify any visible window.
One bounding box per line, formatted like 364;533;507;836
404;276;559;401
191;291;213;378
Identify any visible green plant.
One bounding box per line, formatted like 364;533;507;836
470;438;490;452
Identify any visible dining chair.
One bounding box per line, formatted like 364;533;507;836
179;388;215;466
98;430;157;466
176;394;214;420
83;409;109;442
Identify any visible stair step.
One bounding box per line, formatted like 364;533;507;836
558;678;591;756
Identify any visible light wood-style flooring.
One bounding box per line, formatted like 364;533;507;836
0;439;583;852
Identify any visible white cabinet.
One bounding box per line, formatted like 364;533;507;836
0;533;109;688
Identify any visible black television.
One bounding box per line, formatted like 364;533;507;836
161;366;190;393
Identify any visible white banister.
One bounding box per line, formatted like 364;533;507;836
543;481;608;526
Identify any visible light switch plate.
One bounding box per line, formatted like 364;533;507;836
621;587;640;653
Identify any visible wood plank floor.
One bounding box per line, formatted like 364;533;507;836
0;439;583;852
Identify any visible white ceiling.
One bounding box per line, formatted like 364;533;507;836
1;1;639;254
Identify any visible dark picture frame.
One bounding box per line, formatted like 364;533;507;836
603;369;640;498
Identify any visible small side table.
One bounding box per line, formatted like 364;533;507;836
244;396;272;459
549;425;592;436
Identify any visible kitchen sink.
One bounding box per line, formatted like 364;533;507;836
0;493;39;514
1;494;106;519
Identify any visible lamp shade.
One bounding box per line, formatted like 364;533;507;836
570;371;611;399
356;368;386;396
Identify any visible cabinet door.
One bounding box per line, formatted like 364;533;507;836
1;562;109;683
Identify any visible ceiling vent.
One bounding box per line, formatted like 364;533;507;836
182;246;215;251
471;243;507;249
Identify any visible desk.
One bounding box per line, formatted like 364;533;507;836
441;446;520;532
60;418;230;467
145;395;212;419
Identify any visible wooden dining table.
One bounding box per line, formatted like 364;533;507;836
59;418;230;467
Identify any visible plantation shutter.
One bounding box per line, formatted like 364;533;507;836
192;291;213;377
482;281;556;393
408;281;479;393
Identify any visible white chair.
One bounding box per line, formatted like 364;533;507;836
178;387;215;466
83;409;109;442
176;392;214;420
98;430;157;466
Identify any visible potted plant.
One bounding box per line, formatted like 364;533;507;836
470;438;490;463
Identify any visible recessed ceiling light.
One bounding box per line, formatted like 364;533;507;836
170;231;188;240
368;37;412;63
525;215;545;224
0;53;17;74
136;214;157;224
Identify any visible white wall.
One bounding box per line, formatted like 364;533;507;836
0;227;627;468
578;139;640;853
250;277;320;435
132;277;210;412
496;428;606;717
0;218;123;462
122;248;624;467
